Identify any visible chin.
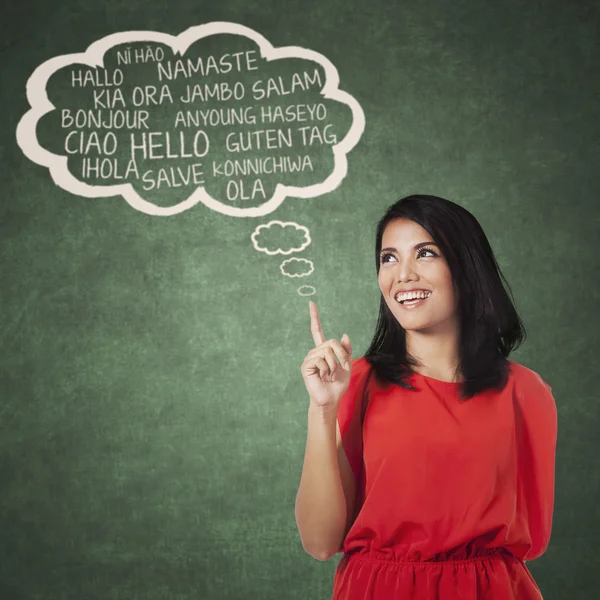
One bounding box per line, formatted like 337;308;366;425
400;322;434;332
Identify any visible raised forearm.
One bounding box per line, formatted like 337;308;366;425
295;403;347;560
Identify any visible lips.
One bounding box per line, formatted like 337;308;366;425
394;288;431;296
394;290;432;303
398;296;429;309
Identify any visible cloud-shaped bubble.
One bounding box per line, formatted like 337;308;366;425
280;257;314;278
16;22;365;217
251;220;311;255
296;285;316;296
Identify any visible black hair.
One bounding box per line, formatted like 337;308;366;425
364;194;526;402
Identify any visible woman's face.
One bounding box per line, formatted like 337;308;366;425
378;218;460;333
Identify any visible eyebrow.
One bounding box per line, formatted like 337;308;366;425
380;242;439;253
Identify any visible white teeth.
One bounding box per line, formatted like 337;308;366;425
395;291;431;303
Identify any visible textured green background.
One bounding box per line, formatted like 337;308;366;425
1;1;598;599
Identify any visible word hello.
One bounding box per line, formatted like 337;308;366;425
129;131;210;160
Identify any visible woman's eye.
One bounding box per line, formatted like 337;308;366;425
380;248;437;263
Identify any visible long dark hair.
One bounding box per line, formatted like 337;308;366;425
364;194;526;402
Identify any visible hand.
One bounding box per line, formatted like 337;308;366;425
300;301;353;408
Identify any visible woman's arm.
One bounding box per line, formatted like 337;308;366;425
295;402;356;560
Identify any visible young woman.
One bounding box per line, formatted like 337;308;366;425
295;194;557;599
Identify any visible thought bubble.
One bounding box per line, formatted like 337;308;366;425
251;220;311;255
16;22;365;217
296;285;316;297
279;257;314;277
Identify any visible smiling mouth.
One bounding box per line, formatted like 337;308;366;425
395;293;431;308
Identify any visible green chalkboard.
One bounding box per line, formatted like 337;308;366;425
1;1;598;599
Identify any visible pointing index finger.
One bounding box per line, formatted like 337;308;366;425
309;301;326;346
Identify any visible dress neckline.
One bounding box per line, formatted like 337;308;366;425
411;370;463;387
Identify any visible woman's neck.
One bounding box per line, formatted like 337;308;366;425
406;328;462;383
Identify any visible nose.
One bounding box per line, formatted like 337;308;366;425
395;256;419;284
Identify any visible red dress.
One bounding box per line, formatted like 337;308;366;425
333;356;557;600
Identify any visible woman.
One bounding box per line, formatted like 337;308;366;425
295;194;558;599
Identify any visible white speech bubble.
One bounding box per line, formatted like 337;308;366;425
16;22;365;217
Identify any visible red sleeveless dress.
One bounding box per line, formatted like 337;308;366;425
333;356;557;600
